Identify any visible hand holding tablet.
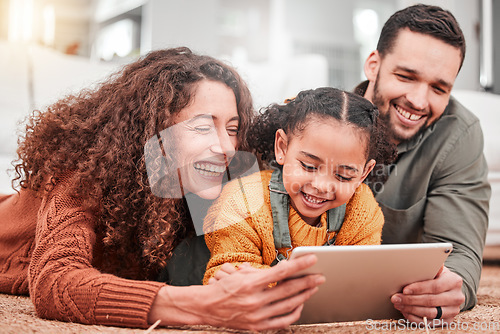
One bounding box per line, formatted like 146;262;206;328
289;243;453;324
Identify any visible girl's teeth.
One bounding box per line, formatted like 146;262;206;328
303;193;326;204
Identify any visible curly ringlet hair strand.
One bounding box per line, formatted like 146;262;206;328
377;4;466;71
14;47;253;277
247;87;396;183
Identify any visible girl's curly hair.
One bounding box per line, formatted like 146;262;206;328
247;87;396;184
14;47;253;277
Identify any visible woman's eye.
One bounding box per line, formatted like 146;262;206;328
194;126;213;134
300;161;317;171
227;127;239;136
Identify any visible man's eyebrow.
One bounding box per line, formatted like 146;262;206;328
395;65;418;75
436;78;453;90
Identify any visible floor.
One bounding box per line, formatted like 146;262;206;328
0;246;499;334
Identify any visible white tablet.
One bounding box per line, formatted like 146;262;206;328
289;243;452;324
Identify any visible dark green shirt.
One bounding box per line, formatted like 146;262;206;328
356;82;491;310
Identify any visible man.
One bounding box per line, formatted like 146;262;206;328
356;4;491;324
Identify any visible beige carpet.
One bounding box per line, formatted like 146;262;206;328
1;247;499;334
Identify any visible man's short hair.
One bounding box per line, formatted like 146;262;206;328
377;4;466;71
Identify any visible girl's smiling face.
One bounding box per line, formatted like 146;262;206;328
275;117;375;226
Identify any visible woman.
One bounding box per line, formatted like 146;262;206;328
0;47;322;330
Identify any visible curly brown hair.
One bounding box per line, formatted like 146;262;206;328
14;47;254;277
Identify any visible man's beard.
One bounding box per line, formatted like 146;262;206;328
372;75;429;145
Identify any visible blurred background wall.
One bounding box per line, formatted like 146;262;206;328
2;0;500;244
0;0;489;92
0;0;494;181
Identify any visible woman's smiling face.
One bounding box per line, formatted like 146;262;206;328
170;79;240;200
275;117;374;226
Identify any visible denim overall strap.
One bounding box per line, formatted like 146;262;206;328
325;203;346;245
269;169;291;264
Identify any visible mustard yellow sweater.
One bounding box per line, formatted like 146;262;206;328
203;170;384;284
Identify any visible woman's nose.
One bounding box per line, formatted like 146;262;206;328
210;131;236;159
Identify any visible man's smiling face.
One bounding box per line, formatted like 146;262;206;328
364;29;462;145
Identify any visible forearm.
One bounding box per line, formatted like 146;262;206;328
149;285;210;326
424;184;488;309
151;255;325;331
423;129;490;310
149;283;256;327
30;252;164;327
445;246;482;310
30;192;165;327
423;211;486;310
422;209;485;311
422;175;489;311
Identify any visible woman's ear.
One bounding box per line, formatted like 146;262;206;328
364;50;381;82
274;129;288;165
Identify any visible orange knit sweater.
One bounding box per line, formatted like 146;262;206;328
0;175;164;328
203;170;384;284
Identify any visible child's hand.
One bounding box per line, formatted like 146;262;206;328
208;262;252;285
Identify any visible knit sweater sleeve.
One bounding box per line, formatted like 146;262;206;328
203;172;274;284
28;178;165;328
335;183;384;245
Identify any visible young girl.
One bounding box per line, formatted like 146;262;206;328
203;87;396;283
